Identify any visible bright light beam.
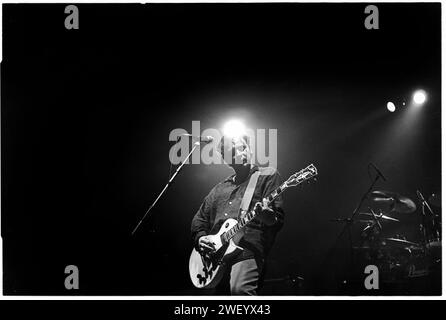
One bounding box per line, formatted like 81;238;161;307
387;102;396;112
223;119;246;139
413;90;427;105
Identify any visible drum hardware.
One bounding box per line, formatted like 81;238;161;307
326;164;387;286
416;190;441;261
416;190;436;218
367;208;383;231
359;211;400;222
325;163;440;292
331;185;440;290
330;218;378;224
428;192;441;208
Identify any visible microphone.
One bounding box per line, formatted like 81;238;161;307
177;133;214;144
370;163;387;181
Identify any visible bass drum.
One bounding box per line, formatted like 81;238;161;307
425;236;441;261
378;235;426;283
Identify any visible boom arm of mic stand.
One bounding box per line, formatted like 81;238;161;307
350;174;381;222
131;142;201;236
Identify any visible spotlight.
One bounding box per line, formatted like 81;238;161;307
387;102;396;112
223;119;246;139
413;90;427;105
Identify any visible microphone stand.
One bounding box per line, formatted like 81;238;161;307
131;141;201;236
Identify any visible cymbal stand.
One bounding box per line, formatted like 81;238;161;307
417;190;439;248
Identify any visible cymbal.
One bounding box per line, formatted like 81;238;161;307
359;212;400;222
429;193;441;207
368;190;417;213
384;238;421;249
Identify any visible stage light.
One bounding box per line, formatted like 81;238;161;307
223;119;246;139
387;102;396;112
413;90;427;105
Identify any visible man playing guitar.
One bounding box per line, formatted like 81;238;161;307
190;134;285;295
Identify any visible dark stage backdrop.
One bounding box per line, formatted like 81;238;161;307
2;3;441;295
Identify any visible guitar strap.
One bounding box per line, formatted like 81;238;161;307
239;170;261;218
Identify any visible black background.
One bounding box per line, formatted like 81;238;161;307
2;3;441;295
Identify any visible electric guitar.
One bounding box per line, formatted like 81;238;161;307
189;164;318;289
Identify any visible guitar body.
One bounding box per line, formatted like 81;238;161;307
189;218;244;289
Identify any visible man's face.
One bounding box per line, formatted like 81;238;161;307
219;137;252;167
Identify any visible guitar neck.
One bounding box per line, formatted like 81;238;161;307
221;164;317;244
265;181;288;205
223;180;288;243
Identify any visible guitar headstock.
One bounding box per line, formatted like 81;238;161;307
285;164;318;187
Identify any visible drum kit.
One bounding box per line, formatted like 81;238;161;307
350;190;441;285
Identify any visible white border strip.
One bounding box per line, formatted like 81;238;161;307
0;0;444;300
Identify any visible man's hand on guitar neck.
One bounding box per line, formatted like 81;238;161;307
198;235;216;254
254;198;277;226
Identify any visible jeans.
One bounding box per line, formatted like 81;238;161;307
215;258;264;295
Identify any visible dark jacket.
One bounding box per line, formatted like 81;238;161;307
191;166;284;260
